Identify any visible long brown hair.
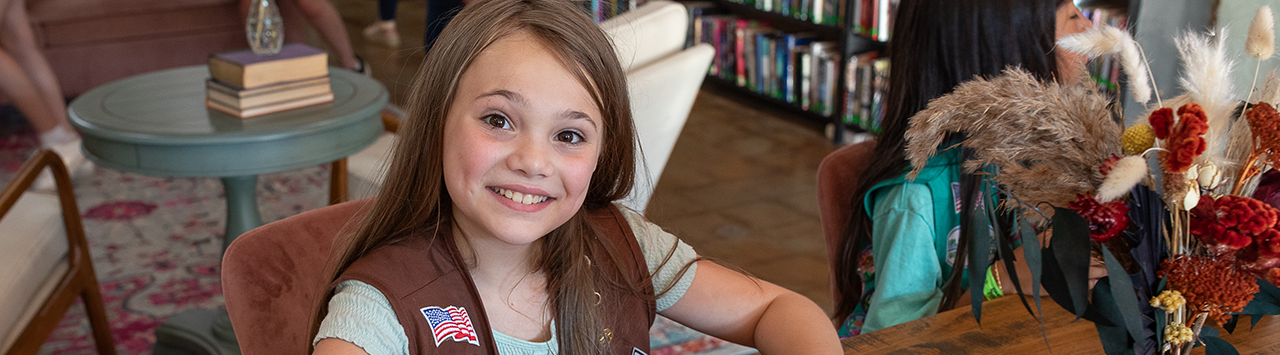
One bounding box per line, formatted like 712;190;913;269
832;0;1069;323
309;0;636;352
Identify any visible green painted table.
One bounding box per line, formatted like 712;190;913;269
68;65;387;355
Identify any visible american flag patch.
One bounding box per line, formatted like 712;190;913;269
420;306;480;347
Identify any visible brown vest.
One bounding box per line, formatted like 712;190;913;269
334;205;656;354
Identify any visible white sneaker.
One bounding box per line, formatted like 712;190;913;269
362;21;401;47
30;138;93;192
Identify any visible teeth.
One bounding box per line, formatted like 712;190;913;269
491;187;549;205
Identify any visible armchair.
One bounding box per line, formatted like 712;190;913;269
816;140;876;307
0;150;115;355
221;199;372;354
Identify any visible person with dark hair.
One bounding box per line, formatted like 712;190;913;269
308;0;843;353
832;0;1093;337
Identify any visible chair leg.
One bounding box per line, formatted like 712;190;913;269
79;268;116;355
329;158;348;205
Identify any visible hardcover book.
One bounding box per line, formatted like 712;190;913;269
208;43;328;89
206;77;331;108
205;92;335;119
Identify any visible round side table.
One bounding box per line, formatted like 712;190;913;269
69;65;387;355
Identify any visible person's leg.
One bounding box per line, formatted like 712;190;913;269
423;0;464;50
0;0;87;189
363;0;400;47
292;0;359;70
0;0;67;136
378;0;397;21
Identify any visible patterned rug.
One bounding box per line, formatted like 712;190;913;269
0;106;753;355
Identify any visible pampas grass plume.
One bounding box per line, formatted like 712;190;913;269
1058;25;1128;57
1097;156;1148;202
1058;25;1151;103
1247;6;1275;60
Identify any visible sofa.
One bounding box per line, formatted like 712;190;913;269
21;0;306;98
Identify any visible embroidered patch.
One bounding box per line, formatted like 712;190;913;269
951;182;962;215
420;306;480;347
632;348;648;355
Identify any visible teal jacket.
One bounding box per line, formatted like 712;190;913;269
840;148;990;336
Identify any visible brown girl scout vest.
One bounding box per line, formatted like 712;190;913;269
333;204;657;355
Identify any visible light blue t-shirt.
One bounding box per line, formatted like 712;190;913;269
315;204;699;354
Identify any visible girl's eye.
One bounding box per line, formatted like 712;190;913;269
481;114;511;129
556;131;584;144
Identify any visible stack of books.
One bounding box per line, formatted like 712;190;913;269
205;43;332;118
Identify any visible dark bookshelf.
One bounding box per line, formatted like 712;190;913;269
693;0;890;144
703;75;836;124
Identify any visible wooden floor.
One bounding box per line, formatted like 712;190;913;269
326;0;840;312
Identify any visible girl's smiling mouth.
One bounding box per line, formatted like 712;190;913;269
489;186;553;205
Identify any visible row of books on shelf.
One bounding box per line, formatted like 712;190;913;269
688;0;895;41
580;0;647;23
695;14;888;132
205;43;334;118
842;52;888;133
1081;7;1128;94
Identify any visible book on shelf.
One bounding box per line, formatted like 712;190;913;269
208;43;328;89
848;0;895;41
206;92;335;118
205;76;331;108
782;33;817;104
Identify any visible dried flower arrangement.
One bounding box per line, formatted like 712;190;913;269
902;5;1280;355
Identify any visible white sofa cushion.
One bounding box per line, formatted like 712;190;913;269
0;191;69;350
601;0;689;72
619;43;715;213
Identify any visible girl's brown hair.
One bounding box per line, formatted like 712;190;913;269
309;0;636;352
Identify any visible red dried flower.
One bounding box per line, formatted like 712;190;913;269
1099;155;1122;177
1189;195;1280;253
1247;102;1280;164
1160;103;1210;173
1068;194;1130;243
1158;254;1259;325
1257;229;1280;256
1149;107;1174;140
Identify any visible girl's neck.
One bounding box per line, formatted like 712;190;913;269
452;222;542;287
451;222;554;341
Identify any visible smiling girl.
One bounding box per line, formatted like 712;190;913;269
307;0;841;354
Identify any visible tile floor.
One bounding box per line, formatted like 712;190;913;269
328;0;839;313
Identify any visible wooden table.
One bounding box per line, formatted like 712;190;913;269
842;296;1280;354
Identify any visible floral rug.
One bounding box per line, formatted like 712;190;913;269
0;106;753;355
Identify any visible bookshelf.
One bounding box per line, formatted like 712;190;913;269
684;0;892;144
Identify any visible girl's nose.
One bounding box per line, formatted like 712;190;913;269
506;137;552;178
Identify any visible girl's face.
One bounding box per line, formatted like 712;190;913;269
1055;2;1093;83
442;31;605;247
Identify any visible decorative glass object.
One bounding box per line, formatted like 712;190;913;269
246;0;284;55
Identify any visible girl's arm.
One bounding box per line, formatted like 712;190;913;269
314;339;371;355
659;260;842;354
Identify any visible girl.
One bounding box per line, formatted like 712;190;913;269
310;0;842;353
831;0;1094;336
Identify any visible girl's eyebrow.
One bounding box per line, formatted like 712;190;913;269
477;89;597;130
